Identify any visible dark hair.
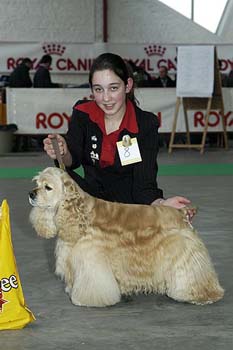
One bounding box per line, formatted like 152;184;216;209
89;53;136;103
39;54;52;65
159;65;168;72
22;57;32;65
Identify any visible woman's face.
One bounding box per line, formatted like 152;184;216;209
91;69;132;119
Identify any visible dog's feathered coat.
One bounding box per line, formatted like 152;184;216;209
29;167;224;307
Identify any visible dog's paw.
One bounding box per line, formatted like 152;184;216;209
65;285;71;295
71;297;86;307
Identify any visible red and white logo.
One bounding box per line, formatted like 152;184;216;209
42;43;66;56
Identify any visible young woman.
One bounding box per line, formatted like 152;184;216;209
43;53;191;208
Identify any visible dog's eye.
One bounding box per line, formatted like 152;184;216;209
45;184;53;191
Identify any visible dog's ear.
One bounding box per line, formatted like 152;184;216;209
55;194;87;243
62;176;77;194
50;171;88;243
29;207;57;238
61;171;86;198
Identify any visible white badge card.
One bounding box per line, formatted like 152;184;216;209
117;137;142;166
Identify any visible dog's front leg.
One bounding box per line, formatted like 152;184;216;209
70;243;121;307
55;239;73;293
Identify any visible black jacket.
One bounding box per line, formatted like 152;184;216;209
9;64;32;87
33;66;59;88
64;100;163;204
152;76;176;88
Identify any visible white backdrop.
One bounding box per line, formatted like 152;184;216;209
6;88;233;134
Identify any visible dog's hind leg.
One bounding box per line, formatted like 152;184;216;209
70;245;121;307
160;230;224;305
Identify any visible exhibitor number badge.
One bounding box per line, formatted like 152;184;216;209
117;136;142;166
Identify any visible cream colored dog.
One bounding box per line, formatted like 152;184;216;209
29;167;224;307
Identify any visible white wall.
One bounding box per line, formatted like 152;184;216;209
107;0;222;44
216;0;233;43
0;0;96;42
0;0;225;44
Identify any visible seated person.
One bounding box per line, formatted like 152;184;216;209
9;57;33;88
152;66;176;88
127;60;154;87
226;70;233;87
33;54;59;88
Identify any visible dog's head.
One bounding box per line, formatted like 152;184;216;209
29;167;88;241
29;167;68;209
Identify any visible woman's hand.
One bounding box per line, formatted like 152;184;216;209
43;134;68;160
162;196;191;209
152;196;196;222
43;134;72;167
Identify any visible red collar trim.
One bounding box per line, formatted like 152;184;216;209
75;100;138;134
120;99;138;134
76;101;105;133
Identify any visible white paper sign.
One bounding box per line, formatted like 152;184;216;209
176;45;215;97
117;137;142;166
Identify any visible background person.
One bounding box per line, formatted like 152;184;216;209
126;60;154;87
8;57;33;88
33;54;60;88
43;53;191;210
153;65;176;88
226;69;233;87
8;57;33;151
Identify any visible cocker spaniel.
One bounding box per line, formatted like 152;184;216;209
29;167;224;307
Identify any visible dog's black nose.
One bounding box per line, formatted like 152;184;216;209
29;190;36;200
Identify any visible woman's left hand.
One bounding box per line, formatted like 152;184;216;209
151;196;196;222
162;196;191;209
160;196;196;222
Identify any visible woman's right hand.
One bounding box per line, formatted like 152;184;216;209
43;134;68;159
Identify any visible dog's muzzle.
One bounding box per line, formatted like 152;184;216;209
28;190;38;206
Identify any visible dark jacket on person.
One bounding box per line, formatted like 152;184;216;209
33;65;59;88
226;70;233;87
152;76;176;88
63;99;163;204
9;63;32;87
